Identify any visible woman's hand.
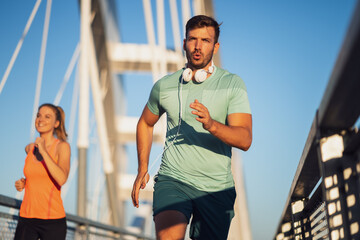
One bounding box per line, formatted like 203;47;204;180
15;178;26;192
34;137;46;154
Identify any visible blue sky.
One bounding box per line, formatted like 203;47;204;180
0;1;357;239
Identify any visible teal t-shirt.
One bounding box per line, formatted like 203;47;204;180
147;66;251;192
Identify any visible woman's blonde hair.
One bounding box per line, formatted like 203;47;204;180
38;103;68;141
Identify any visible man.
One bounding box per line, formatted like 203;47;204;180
131;15;252;240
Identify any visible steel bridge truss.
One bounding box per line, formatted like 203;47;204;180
274;1;360;240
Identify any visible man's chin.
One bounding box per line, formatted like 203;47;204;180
189;61;206;69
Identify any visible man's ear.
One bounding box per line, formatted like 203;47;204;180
213;42;220;55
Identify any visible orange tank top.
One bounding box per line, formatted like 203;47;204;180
20;139;66;219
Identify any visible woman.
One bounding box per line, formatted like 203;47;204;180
14;103;71;240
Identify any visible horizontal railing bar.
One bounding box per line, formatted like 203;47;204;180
310;202;325;222
311;218;327;235
0;211;19;221
318;0;360;130
0;194;155;240
311;211;326;229
0;194;21;209
313;227;329;240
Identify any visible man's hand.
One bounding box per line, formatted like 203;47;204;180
15;178;26;192
190;99;252;151
131;172;150;208
190;99;214;131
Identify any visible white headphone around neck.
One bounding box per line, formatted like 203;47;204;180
182;62;215;83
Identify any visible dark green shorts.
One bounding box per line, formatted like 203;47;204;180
153;174;236;240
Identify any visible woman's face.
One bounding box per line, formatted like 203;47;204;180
35;106;59;134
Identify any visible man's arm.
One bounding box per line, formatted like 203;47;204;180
131;105;160;208
190;99;252;151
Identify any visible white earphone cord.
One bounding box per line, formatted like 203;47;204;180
148;76;184;175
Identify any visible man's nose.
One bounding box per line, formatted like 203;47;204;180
195;40;202;49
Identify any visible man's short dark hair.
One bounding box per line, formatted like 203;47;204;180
185;15;221;43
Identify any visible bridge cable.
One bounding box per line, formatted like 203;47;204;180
53;43;80;106
61;70;79;199
30;0;52;141
0;0;42;95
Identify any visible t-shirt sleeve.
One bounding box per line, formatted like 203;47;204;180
228;75;251;115
146;80;162;116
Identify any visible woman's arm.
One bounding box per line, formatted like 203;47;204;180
35;138;71;186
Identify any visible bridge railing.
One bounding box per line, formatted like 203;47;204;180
0;194;155;240
274;1;360;240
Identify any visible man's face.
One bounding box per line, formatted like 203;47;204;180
183;26;219;70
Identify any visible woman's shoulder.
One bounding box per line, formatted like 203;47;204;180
55;140;71;161
25;143;35;154
57;140;70;151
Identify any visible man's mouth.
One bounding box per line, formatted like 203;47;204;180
194;56;201;60
193;52;202;60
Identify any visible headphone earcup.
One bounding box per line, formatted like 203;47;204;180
182;68;192;82
182;64;215;83
194;69;207;83
208;65;214;74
